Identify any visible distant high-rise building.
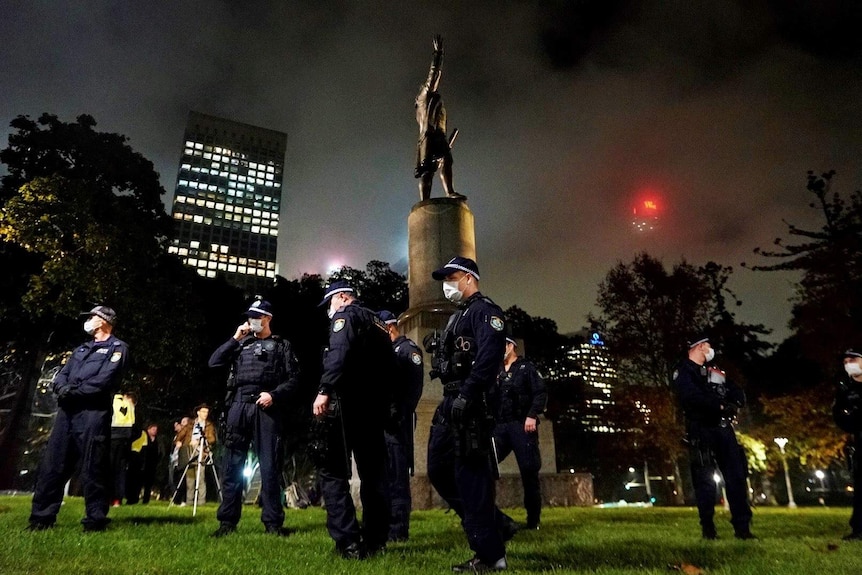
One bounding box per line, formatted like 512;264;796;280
168;111;286;294
564;332;618;433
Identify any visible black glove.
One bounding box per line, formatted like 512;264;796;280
55;385;75;401
450;394;470;427
422;331;439;354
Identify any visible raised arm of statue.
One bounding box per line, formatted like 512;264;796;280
414;34;465;202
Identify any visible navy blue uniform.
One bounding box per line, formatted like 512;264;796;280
209;334;300;530
318;302;395;552
427;292;508;564
385;335;424;540
833;376;862;534
493;358;547;527
30;335;128;529
674;359;751;536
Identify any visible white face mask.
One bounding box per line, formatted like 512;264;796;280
249;318;264;334
846;363;862;377
443;276;468;303
83;318;98;335
704;347;715;363
327;296;340;320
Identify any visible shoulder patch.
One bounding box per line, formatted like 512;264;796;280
333;318;346;333
489;316;504;331
110;351;123;363
411;351;422;365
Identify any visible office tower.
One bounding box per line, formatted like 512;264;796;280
168;111;286;294
564;332;618;432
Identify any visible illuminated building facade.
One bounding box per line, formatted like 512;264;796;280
168;111;286;294
565;332;618;432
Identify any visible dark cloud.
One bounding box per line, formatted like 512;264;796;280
1;1;860;342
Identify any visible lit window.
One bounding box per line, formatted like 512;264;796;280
193;215;203;223
190;241;200;249
220;245;228;254
194;143;203;150
251;226;260;234
228;264;237;273
206;271;216;278
217;263;227;271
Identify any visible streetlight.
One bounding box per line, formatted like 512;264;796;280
774;437;797;508
815;469;826;491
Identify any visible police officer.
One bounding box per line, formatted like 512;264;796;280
493;337;547;529
427;256;509;572
28;305;128;532
674;335;754;540
313;281;395;559
833;348;862;540
208;299;301;537
378;310;424;542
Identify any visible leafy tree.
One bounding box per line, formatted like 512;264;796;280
0;113;241;485
747;170;862;368
744;170;862;478
328;260;408;313
591;253;770;503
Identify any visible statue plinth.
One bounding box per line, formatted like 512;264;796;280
398;198;473;507
400;197;573;509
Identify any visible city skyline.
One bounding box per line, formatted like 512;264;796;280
2;2;861;341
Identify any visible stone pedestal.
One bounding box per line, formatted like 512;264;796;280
400;198;474;508
397;197;580;509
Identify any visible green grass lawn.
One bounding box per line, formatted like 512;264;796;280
1;495;861;574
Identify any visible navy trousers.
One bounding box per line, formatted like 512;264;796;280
30;408;111;528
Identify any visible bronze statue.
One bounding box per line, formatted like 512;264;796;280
415;35;465;201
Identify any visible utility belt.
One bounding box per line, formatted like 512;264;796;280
234;385;264;403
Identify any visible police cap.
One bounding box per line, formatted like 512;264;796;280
431;256;480;280
843;348;862;359
378;310;398;325
244;300;273;318
687;334;709;348
319;280;355;307
80;305;117;325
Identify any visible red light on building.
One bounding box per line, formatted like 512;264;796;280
631;197;661;233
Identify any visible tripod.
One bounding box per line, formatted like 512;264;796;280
169;434;222;516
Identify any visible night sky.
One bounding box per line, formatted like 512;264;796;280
2;1;861;341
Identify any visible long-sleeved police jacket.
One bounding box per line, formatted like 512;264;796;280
208;334;300;405
674;358;745;427
496;358;547;422
446;292;506;401
319;301;396;408
392;334;424;416
53;334;128;410
834;376;862;435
